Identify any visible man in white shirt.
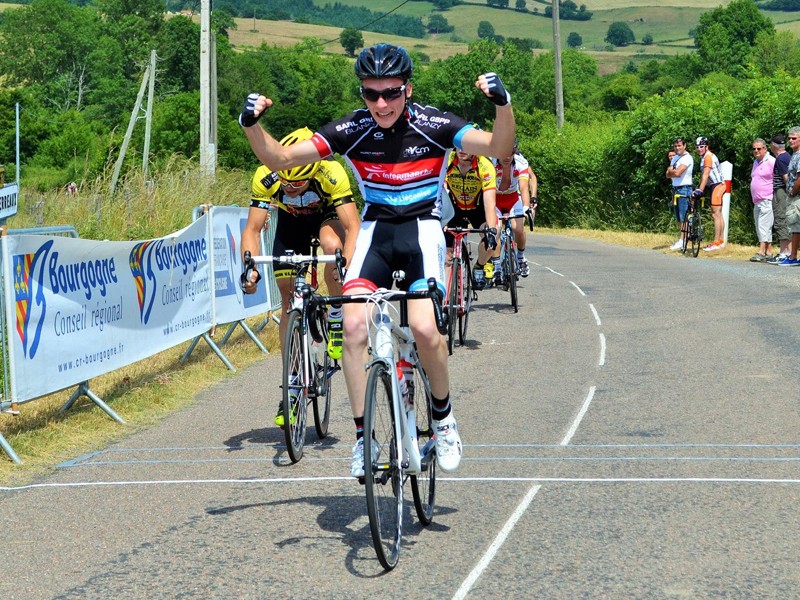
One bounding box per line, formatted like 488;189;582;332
665;136;694;251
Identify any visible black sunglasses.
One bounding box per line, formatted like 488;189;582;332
360;84;406;103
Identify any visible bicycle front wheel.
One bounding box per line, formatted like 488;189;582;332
282;311;308;463
446;257;459;355
503;240;519;313
410;360;436;525
364;362;402;570
313;343;337;440
691;211;703;257
458;242;473;346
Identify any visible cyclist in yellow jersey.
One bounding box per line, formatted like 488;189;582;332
443;149;498;289
241;128;360;428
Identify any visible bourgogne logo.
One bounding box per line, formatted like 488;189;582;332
14;240;53;360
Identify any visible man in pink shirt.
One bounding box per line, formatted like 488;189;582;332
750;137;775;261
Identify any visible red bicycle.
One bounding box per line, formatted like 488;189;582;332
443;225;492;354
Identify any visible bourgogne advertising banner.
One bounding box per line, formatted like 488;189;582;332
3;215;212;402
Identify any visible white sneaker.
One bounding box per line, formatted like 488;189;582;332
670;239;683;251
350;437;380;478
433;413;462;473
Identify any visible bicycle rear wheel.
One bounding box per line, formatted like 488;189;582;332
446;257;459;355
691;211;703;257
313;346;337;440
364;362;402;570
458;242;473;346
502;239;518;313
282;311;308;463
410;360;436;525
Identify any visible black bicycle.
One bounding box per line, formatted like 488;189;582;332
242;243;345;463
497;212;526;312
678;193;704;257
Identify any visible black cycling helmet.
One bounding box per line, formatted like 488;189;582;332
695;136;709;146
354;43;413;81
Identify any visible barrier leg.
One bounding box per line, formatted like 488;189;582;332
234;320;267;353
180;332;236;372
0;432;22;464
60;381;126;424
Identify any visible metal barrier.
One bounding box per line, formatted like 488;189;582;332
0;225;79;464
181;205;282;370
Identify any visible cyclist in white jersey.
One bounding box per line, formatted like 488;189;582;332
239;43;516;477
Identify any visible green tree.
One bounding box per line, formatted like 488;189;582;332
750;30;800;76
694;0;774;77
605;22;635;47
642;33;653;45
477;21;495;39
567;32;583;48
339;27;363;57
516;0;527;10
156;16;200;93
428;14;454;34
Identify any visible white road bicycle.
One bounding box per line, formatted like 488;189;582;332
330;274;448;570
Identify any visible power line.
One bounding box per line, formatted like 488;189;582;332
320;0;413;46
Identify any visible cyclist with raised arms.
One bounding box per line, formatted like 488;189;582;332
239;43;516;477
240;127;360;428
490;143;533;283
443;148;499;289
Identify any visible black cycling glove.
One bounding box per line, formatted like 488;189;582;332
484;228;498;250
238;93;263;128
484;72;511;107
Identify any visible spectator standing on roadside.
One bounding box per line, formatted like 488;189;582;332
767;134;791;263
777;127;800;266
749;138;775;262
666;137;694;250
693;137;726;252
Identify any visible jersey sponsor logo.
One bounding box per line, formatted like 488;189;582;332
373;131;384;140
403;145;430;158
361;163;434;182
336;121;357;132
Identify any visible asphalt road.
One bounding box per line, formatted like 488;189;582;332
3;233;800;599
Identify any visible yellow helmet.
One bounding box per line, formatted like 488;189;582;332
277;127;320;182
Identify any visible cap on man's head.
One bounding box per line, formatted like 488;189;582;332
771;134;785;145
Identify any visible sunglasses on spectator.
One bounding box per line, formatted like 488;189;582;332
697;144;707;148
360;85;406;102
789;136;799;140
752;147;765;151
278;177;308;189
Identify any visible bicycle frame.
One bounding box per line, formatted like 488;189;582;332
369;298;435;475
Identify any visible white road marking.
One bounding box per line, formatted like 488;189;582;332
590;303;601;326
560;386;596;446
545;267;564;277
452;485;542;600
5;475;800;493
570;281;586;296
599;333;606;366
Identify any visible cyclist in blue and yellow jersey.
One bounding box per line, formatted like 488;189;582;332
443;149;498;290
239;43;516;477
241;127;360;429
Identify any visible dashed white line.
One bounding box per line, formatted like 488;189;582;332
545;266;564;277
599;333;606;366
452;485;542;600
589;303;601;326
570;281;586;296
560;386;597;446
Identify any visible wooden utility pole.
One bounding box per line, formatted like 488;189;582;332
142;50;156;179
552;0;565;128
200;0;216;177
110;61;151;196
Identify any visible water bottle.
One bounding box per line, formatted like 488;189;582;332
396;358;413;407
